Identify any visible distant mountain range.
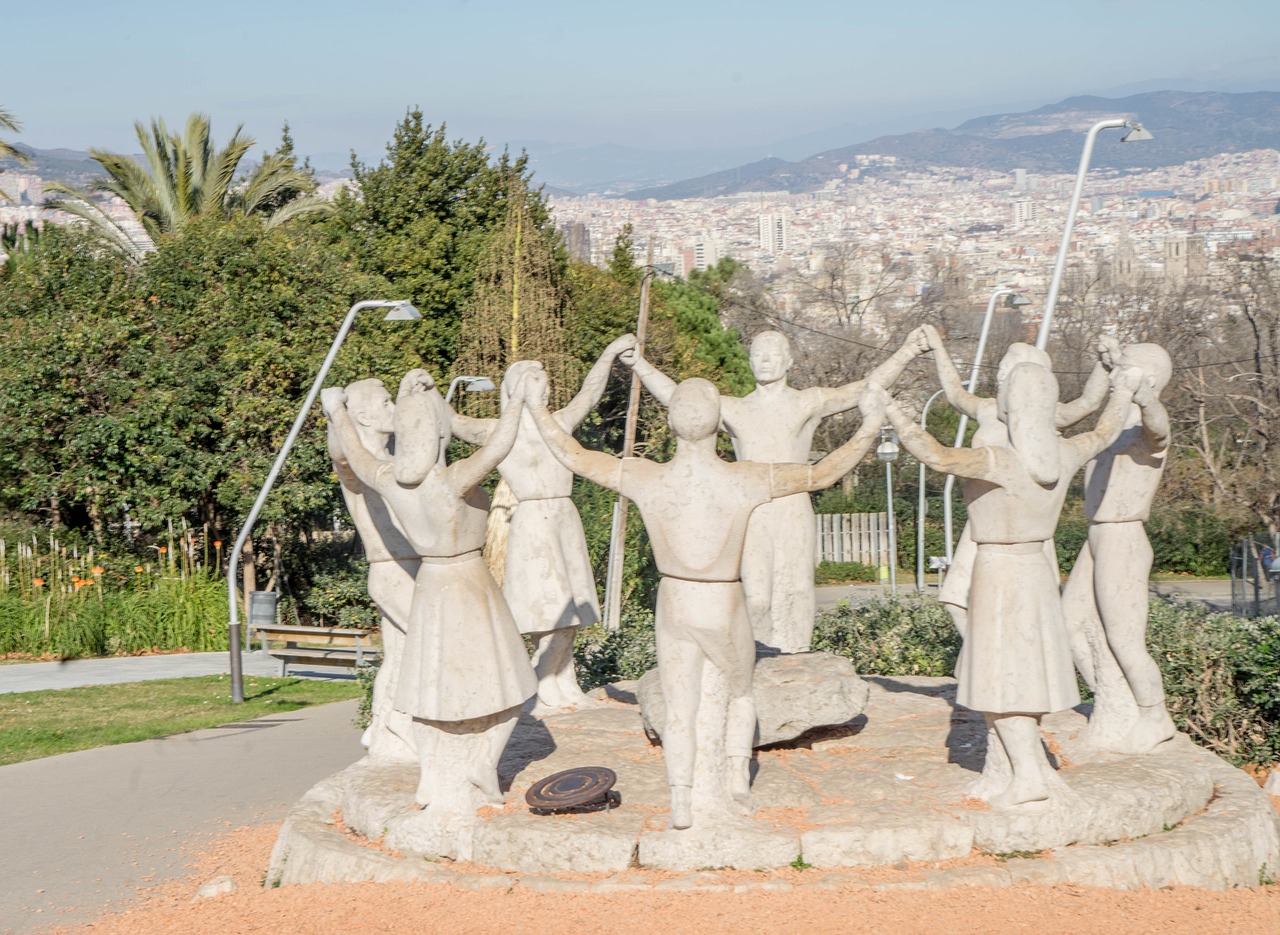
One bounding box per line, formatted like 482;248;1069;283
623;91;1280;201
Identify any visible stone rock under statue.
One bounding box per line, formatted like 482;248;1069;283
625;329;927;654
528;368;889;832
879;348;1140;808
321;369;536;851
1062;339;1177;755
450;335;637;712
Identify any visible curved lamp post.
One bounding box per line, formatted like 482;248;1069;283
445;375;496;405
1036;119;1153;350
941;287;1031;562
876;426;900;594
226;299;421;703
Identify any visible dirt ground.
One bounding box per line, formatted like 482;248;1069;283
41;812;1280;935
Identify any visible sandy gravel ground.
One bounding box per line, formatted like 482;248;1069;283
40;815;1280;935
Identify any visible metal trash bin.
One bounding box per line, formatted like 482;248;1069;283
248;590;279;652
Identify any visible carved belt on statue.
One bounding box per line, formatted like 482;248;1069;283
974;541;1048;555
368;555;420;565
516;494;573;503
662;573;742;585
418;550;483;565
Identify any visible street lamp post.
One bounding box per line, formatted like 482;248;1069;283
225;299;420;703
916;388;945;590
876;426;900;594
444;375;496;405
1036;119;1153;350
941;287;1031;561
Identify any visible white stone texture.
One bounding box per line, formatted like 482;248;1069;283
636;650;870;747
268;678;1280;890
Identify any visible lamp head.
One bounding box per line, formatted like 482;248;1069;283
1003;292;1032;308
383;301;422;321
876;426;899;463
1120;122;1154;143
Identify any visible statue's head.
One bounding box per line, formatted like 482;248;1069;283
749;331;793;384
668;378;721;441
502;360;547;408
1119;343;1172;395
345;379;395;435
1002;360;1061;487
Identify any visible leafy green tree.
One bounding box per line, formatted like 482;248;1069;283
45;114;329;263
333;110;547;369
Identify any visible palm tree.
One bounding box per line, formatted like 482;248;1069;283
1;106;32;204
45;113;331;262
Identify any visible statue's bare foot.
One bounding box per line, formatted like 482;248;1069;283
669;786;693;830
1126;705;1177;754
469;769;504;807
986;774;1052;809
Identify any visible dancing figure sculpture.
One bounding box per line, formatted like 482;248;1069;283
322;369;537;825
624;328;926;653
527;367;888;830
451;335;637;711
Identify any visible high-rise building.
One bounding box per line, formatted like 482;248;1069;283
759;214;788;254
1012;200;1038;225
559;221;592;263
1012;168;1028;192
692;237;721;271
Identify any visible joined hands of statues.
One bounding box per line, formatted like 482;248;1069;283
859;382;890;421
1098;335;1122;371
905;326;931;356
518;364;549;406
607;333;639;361
921;323;945;354
399;369;436;398
320;386;347;416
1109;364;1144;399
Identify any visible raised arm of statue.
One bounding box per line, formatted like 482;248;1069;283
446;370;528;493
1134;380;1171;452
449;410;494;446
923;324;982;419
556;333;638;430
1061;367;1142;475
621;346;678;407
769;386;888;496
885;393;1002;483
391;370;446;487
525;370;623;491
1055;361;1109;429
327;418;364;492
813;328;928;417
322;388;393;491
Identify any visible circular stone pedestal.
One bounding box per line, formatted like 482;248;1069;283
268;676;1280;891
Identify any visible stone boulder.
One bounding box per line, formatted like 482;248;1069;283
636;650;870;748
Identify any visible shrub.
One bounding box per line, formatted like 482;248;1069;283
814;560;879;585
812;594;960;677
1147;599;1280;766
574;608;658;690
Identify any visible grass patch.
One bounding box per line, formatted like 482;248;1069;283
0;675;361;766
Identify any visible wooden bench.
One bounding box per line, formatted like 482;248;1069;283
251;623;381;677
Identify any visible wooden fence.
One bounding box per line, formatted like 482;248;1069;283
814;511;891;567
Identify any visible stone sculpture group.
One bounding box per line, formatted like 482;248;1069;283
319;324;1178;840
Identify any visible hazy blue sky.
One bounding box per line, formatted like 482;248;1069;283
6;0;1278;160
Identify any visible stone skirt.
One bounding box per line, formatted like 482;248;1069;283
395;552;536;723
504;496;601;634
955;542;1079;715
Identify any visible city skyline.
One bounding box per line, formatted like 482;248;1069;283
5;0;1279;167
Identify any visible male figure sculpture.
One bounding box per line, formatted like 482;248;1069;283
878;351;1137;807
625;328;926;653
326;379;419;760
1061;340;1176;754
527;368;888;830
451;335;638;711
322;369;537;822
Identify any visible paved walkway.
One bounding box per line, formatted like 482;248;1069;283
1;699;365;934
0;650;351;695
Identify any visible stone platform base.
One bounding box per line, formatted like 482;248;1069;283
268;676;1280;891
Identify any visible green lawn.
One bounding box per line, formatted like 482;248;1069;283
0;675;362;766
